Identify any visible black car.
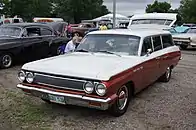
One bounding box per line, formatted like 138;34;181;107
0;23;69;68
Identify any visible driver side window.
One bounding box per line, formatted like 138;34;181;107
22;27;41;37
141;37;153;56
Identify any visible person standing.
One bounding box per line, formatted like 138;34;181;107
99;22;108;30
64;37;77;53
66;22;72;38
64;33;83;53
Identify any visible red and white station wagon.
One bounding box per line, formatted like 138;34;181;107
17;29;181;116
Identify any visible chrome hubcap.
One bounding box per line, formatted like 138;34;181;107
2;55;12;67
117;86;128;110
166;67;171;79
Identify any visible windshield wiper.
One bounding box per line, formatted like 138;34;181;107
96;50;121;57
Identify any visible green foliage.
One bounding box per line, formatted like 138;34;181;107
179;0;196;23
0;0;11;16
146;1;171;13
53;0;109;23
11;0;52;21
0;0;109;23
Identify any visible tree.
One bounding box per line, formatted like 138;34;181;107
53;0;109;23
11;0;52;21
179;0;196;23
146;1;171;13
0;0;11;16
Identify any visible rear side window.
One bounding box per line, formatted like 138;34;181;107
26;27;41;37
41;28;52;36
141;37;153;56
152;36;162;51
162;35;174;48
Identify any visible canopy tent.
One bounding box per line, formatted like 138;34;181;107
82;13;130;27
92;13;129;21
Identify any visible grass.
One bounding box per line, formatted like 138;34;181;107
0;88;53;130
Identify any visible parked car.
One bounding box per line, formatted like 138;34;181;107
174;26;189;33
173;27;196;49
182;23;196;27
17;29;181;116
71;23;96;37
84;28;99;36
45;22;68;37
0;23;69;68
165;28;178;35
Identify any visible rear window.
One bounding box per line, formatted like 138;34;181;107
162;35;174;48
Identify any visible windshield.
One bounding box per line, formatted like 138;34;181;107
132;19;173;25
77;34;141;56
0;27;21;37
186;28;196;33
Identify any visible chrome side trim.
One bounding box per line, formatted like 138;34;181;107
35;73;87;83
37;82;84;92
17;84;112;103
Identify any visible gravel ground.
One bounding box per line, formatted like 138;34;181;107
0;49;195;130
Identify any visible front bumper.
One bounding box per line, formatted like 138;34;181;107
17;84;117;110
174;40;190;46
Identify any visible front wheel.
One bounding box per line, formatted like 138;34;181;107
109;85;131;117
0;54;13;69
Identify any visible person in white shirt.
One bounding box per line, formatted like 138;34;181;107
64;37;77;53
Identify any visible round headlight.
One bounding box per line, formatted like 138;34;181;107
18;71;26;82
83;81;94;94
26;72;34;83
95;83;107;96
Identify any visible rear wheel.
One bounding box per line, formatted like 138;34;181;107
109;85;131;117
159;67;172;82
0;54;13;68
180;45;188;50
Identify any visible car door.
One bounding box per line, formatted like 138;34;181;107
151;35;163;80
22;26;48;60
21;27;41;60
161;34;174;75
40;27;54;56
140;36;158;87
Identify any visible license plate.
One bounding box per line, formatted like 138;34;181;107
48;94;66;104
177;42;182;45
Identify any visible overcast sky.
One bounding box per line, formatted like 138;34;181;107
103;0;181;16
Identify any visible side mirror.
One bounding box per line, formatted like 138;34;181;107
147;49;152;56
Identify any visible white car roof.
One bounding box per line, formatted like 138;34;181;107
88;29;171;38
131;13;177;20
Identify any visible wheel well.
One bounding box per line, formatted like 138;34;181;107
125;81;135;96
170;65;174;69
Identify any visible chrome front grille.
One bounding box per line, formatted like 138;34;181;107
33;73;85;92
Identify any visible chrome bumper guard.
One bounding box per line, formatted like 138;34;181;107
17;84;116;110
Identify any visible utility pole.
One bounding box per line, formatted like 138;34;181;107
113;0;116;28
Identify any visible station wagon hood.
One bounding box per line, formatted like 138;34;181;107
22;52;141;81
